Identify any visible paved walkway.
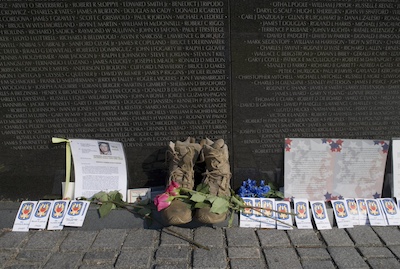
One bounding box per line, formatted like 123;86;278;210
1;225;400;269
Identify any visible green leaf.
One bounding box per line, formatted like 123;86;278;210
206;195;217;203
109;190;123;202
210;197;229;214
190;192;207;203
98;202;114;218
93;191;109;202
196;183;210;194
138;207;152;217
194;202;210;209
228;211;234;227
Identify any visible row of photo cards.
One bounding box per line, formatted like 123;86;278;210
12;200;90;232
240;197;400;229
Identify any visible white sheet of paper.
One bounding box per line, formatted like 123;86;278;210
259;198;276;229
310;201;332;230
284;138;388;200
29;201;53;230
276;201;293;230
392;139;400;197
70;139;128;201
344;198;361;226
62;200;90;227
331;200;353;229
365;199;387;226
379;198;400;226
12;201;38;232
47;200;70;230
293;199;313;229
240;198;260;228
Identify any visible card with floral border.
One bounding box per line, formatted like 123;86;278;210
48;200;70;230
356;198;369;225
12;201;38;232
379;198;400;226
365;199;387;226
310;201;332;230
344;198;361;226
62;200;90;227
284;138;388;201
331;200;353;229
259;198;276;229
293;199;313;229
239;198;260;228
29;200;53;230
276;201;293;230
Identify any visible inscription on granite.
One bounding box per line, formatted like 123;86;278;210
232;0;400;179
1;1;229;149
1;0;400;199
0;0;230;198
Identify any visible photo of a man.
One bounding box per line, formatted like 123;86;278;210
98;142;112;155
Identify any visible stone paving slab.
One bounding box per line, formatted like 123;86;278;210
328;247;369;269
319;227;355;247
2;225;400;268
301;259;336;269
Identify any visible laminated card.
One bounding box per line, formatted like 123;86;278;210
47;200;70;230
345;198;361;226
62;200;90;227
240;198;260;228
69;139;128;201
310;201;332;230
356;198;369;225
293;199;313;229
365;199;387;226
29;201;53;230
276;201;293;230
259;198;276;229
379;198;400;226
331;200;353;229
12;201;38;232
284;138;388;201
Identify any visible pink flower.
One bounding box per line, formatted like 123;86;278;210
154;193;173;211
166;181;180;196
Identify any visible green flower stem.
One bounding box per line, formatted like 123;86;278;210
94;199;210;251
161;225;210;251
173;195;190;199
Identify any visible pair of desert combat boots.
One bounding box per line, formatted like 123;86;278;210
163;137;232;225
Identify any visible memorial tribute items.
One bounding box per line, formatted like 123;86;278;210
195;138;232;224
380;198;400;226
276;201;293;230
293;199;313;229
12;201;38;232
61;200;90;227
310;201;332;230
47;200;70;230
331;200;353;229
3;1;400;201
160;137;233;225
284;138;389;201
162;137;202;225
69;139;128;201
28;200;53;230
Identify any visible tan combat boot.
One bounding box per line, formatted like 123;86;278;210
195;138;232;224
162;137;202;225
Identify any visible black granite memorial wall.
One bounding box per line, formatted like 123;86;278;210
1;0;400;199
